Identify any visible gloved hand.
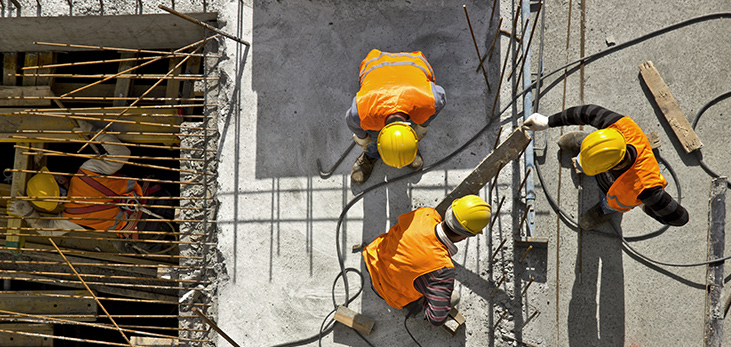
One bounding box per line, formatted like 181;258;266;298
7;199;35;217
522;113;549;131
353;134;372;151
413;124;428;140
74;119;95;134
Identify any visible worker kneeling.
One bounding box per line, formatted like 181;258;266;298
523;104;689;229
362;195;490;327
345;49;447;184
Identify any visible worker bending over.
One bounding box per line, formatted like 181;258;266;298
523;104;689;229
8;120;144;236
362;195;491;326
345;49;446;184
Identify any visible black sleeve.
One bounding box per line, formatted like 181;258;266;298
547;104;625;129
638;186;689;226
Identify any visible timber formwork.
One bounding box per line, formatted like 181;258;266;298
0;30;220;346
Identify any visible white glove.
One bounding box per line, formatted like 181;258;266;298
413;124;428;140
523;113;549;131
7;199;35;217
353;134;372;151
74;119;95;133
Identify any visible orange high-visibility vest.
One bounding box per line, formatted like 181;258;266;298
355;49;438;131
362;207;454;309
62;168;143;230
606;117;667;212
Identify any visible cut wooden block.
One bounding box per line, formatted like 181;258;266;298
639;61;702;153
333;305;375;335
442;308;466;336
646;131;661;149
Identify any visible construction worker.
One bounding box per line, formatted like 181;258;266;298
523;104;689;229
362;195;491;326
346;49;446;184
7;120;147;237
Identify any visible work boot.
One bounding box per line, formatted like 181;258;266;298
351;152;377;185
557;131;588;154
579;202;614;230
407;152;424;171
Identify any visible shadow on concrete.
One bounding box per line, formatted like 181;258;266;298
251;0;498;179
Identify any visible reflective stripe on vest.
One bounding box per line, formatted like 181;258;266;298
362;207;454;309
62;168;143;231
355;49;438;131
605;117;667;212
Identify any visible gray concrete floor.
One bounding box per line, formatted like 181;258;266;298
215;0;731;346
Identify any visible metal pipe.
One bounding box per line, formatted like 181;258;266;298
522;0;537;240
463;5;491;93
516;2;543;86
48;238;132;345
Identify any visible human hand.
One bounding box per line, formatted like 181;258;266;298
413;124;428;140
353;134;372;151
522;113;549;131
7;199;34;217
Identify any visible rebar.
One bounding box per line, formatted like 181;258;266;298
0;233;213;246
34;41;209;58
11;73;212;80
490;3;522;118
0;275;202;291
3;95;205;102
491;237;508;261
0;328;132;347
463;5;491;93
493;310;508;330
506;18;530;80
19;148;204;163
0;214;204;224
488;196;506;229
5;168;201;186
1;194;209;201
517;167;533;194
28;103;212;111
17;129;207;137
491;274;507;297
158;4;250;46
520;276;535;296
518;206;531;231
490;161;505;190
492;125;503;149
22;55;163;70
0;260;208;270
49;238;132;345
519;245;533;263
1;269;209;284
13;112;208;131
0;245;203;259
521;309;540;329
11;134;215;153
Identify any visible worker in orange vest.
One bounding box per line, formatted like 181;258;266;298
523;104;689;229
362;195;491;326
7;120;151;240
345;49;446;184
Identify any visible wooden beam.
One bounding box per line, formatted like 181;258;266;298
0;291;97;321
435;128;532;217
180;56;201;113
35;53;54;86
0;86;53;107
705;176;726;347
6;144;32;252
333;305;375;335
22;54;38;87
54;82;167;99
0;323;53;346
639;61;702;153
3;53;18;86
113;53;136;107
165;57;183;105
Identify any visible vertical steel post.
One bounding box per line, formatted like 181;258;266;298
521;0;535;238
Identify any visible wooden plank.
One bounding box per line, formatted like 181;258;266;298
22;54;38;87
180;56;201;113
35;53;54;86
3;53;18;86
0;86;53;107
165;57;183;105
442;308;466;336
333;305;375;335
21;241;175;266
53;82;167;99
435;128;532;217
0;183;10;207
705;176;726;347
113;53;136;107
130;336;178;346
0;291;96;321
639;61;702;153
0;323;53;346
6;145;31;251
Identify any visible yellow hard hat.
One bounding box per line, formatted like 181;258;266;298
377;122;418;168
579;128;626;176
447;195;492;236
26;167;60;212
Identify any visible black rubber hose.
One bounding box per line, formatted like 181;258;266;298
275;11;731;347
691;91;731;189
